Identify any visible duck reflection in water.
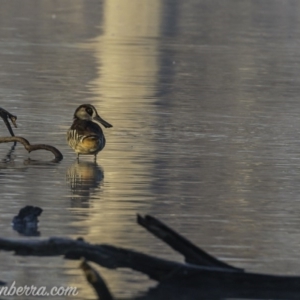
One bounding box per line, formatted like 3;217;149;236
66;161;104;208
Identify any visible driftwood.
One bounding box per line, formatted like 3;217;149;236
0;215;300;299
0;136;63;162
0;107;63;162
137;214;242;271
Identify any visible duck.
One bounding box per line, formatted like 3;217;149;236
67;104;112;160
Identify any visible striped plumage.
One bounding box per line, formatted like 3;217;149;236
67;104;112;160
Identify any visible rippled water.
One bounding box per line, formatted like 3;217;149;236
1;0;300;299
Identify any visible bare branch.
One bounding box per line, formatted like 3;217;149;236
0;107;17;136
0;136;63;162
80;259;114;300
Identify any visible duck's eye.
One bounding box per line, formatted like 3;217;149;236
86;107;93;115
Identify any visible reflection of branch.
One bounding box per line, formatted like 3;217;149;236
0;107;17;137
0;136;63;162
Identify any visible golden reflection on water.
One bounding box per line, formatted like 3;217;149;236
66;161;104;208
67;0;163;298
78;0;162;240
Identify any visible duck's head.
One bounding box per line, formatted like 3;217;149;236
74;104;113;128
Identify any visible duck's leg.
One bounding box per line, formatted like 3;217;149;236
94;154;97;162
77;153;80;161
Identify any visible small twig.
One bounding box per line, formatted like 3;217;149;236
0;136;63;162
0;107;17;137
0;107;17;155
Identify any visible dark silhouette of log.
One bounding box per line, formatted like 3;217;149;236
80;259;113;300
138;281;300;300
0;136;63;162
0;237;183;281
0;216;300;299
137;214;242;271
0;235;300;298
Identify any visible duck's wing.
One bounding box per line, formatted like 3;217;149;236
71;120;103;136
67;120;103;146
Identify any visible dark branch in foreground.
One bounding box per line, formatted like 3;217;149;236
0;215;300;299
137;214;242;271
0;136;63;162
80;259;113;300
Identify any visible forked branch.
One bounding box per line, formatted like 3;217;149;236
0;108;63;162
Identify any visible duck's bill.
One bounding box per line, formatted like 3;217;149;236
95;115;113;128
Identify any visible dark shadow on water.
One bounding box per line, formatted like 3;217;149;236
66;160;104;208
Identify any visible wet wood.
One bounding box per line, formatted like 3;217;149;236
0;215;300;299
0;136;63;162
0;107;63;161
0;232;299;295
137;214;242;271
0;107;17;136
80;259;113;300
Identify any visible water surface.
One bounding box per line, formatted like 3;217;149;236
1;0;300;299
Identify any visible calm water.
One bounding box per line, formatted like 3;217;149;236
1;0;300;299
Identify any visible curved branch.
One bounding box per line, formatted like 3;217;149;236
0;136;63;162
